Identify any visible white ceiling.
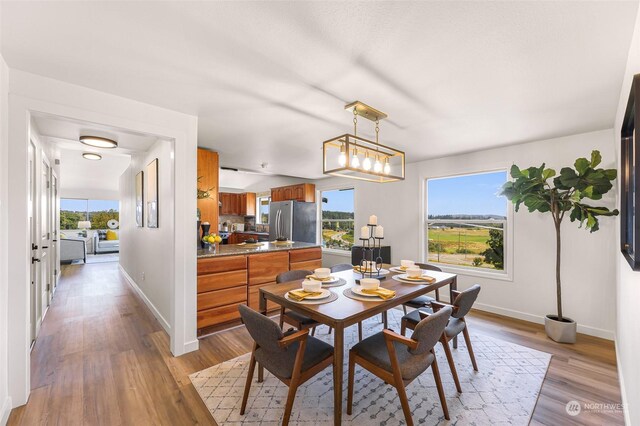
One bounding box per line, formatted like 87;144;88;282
3;1;638;179
31;114;157;195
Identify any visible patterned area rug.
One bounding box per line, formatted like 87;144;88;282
190;309;551;425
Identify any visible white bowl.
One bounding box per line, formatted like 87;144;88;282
400;260;415;268
360;278;380;290
314;268;331;279
406;266;423;278
302;280;322;292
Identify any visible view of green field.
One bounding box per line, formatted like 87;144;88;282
428;225;503;269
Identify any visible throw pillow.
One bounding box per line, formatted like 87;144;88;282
106;230;118;241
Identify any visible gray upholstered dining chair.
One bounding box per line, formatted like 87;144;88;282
238;304;334;425
330;263;353;273
401;263;442;315
400;284;481;394
347;306;453;424
276;269;321;336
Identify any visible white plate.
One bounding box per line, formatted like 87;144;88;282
352;286;383;297
389;266;410;273
393;273;435;283
308;275;339;284
286;288;331;300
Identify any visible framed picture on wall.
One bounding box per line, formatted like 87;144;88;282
146;158;159;228
621;73;640;270
135;170;144;227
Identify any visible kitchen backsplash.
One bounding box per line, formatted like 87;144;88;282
219;215;269;232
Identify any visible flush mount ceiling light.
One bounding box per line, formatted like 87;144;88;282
323;101;405;182
82;152;102;161
79;135;118;149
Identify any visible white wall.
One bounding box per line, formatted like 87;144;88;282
317;129;617;339
614;5;640;425
5;70;198;409
119;140;173;331
0;8;11;422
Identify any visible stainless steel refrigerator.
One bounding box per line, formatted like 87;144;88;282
268;201;317;243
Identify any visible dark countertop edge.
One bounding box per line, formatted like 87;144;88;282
231;231;269;235
197;243;321;259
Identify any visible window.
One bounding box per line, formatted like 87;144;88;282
426;171;508;274
321;188;354;251
60;198;119;230
256;195;270;224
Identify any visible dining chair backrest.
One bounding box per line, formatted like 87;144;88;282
452;284;481;319
409;306;452;355
330;263;352;273
276;269;312;284
239;304;285;353
415;263;442;272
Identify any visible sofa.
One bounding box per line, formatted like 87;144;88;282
60;238;87;263
93;230;120;254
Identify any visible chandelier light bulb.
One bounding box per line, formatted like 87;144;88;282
338;149;347;167
383;159;391;174
373;156;383;173
351;149;360;168
362;154;372;171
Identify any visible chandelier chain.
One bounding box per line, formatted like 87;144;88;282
353;109;358;136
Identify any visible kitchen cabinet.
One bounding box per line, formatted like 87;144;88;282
271;183;315;203
289;247;322;270
219;192;256;216
197;148;219;226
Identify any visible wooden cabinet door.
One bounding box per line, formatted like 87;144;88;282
219;193;230;215
245;192;256;216
239;193;247;215
248;251;289;285
197;148;219;226
303;184;316;202
293;185;304;201
283;186;293;200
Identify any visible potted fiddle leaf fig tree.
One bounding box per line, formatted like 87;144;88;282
500;150;618;343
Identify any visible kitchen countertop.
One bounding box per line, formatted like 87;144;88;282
197;241;320;258
231;230;269;235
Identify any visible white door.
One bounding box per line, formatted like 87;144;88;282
50;172;59;298
40;158;51;315
29;141;38;343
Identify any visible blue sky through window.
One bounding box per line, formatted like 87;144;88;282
61;199;119;212
428;171;507;217
322;189;354;212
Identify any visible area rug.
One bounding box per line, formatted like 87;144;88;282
190;309;551;425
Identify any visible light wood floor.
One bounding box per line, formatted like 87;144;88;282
8;262;623;425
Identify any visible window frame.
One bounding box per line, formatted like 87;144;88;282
256;195;271;224
421;168;514;282
318;186;355;255
59;197;120;230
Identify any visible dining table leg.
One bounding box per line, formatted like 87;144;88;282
258;289;266;315
333;323;344;426
450;276;458;349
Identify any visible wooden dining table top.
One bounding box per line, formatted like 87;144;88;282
259;265;457;327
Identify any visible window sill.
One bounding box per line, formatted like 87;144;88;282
321;248;352;257
432;263;513;282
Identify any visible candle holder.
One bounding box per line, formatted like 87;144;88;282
357;224;386;283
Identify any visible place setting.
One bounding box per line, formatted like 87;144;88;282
284;277;339;305
391;261;437;284
305;267;347;288
343;278;396;302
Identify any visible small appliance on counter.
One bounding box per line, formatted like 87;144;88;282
220;221;229;232
231;223;245;232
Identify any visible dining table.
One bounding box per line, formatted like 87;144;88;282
258;265;458;426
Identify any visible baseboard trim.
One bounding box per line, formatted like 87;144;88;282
472;301;615;340
614;337;632;426
1;396;12;426
118;265;171;334
183;339;199;353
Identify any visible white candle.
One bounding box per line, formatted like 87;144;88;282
360;226;369;239
375;225;384;238
369;215;378;225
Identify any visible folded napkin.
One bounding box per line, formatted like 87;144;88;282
403;275;436;283
354;265;376;273
399;266;409;271
306;275;333;282
361;287;396;300
288;289;323;301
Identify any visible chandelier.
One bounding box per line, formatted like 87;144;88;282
322;101;405;182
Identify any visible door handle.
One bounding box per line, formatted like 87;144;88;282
42;246;49;249
31;257;40;263
31;243;38;250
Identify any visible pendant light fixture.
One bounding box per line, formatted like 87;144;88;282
322;101;405;182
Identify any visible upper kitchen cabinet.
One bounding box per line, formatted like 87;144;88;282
220;192;256;216
271;183;315;203
197;148;219;226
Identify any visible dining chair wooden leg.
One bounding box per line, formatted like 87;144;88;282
382;311;388;329
358;322;363;342
347;352;356;415
462;325;478;371
311;326;316;337
257;364;264;383
435;288;440;302
400;318;407;336
402;304;408;315
328;326;333;334
431;354;450;420
240;350;257;415
282;381;299;426
279;306;285;329
441;336;462;393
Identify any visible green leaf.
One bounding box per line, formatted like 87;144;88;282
586;214;596;229
590;150;602;168
543;168;556;180
583;186;594;198
575;158;590;175
510;165;523;178
603;169;617;180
